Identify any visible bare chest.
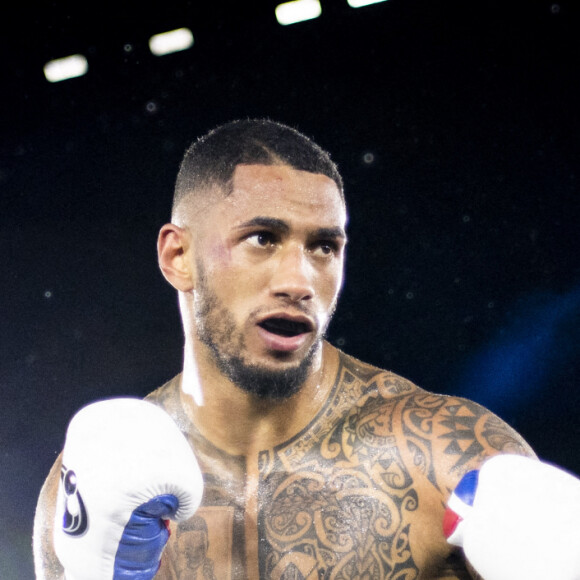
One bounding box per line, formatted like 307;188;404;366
151;359;474;578
256;446;422;579
159;431;447;580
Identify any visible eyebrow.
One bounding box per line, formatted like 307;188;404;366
236;216;290;233
236;216;347;240
313;227;347;241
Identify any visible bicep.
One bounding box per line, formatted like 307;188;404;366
33;453;65;580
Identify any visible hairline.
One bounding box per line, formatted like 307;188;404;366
171;160;345;224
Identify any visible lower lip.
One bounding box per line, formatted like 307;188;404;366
256;326;310;353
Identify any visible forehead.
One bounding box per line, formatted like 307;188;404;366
218;164;346;225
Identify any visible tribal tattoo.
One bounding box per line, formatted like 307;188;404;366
148;352;532;579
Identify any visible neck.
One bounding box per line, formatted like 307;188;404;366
179;339;339;457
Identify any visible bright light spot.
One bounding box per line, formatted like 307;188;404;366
43;54;88;83
347;0;388;7
275;0;321;25
149;28;194;56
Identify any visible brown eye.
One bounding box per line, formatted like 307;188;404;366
246;232;276;248
311;241;337;257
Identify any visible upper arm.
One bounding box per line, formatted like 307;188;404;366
426;396;535;577
395;391;535;496
427;394;536;492
33;453;65;580
389;392;535;577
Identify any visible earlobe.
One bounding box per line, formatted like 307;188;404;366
157;224;195;292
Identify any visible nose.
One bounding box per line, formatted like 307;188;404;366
269;245;314;303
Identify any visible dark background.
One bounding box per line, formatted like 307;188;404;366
1;0;579;576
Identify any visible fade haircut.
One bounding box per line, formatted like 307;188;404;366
172;118;344;216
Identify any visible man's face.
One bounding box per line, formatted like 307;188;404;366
189;164;347;399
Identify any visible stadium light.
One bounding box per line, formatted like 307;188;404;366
275;0;321;25
347;0;388;7
43;54;88;83
149;28;194;56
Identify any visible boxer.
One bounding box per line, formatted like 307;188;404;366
34;119;580;579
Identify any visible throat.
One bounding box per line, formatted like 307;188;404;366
184;341;337;455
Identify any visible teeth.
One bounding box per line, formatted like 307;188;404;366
259;318;309;337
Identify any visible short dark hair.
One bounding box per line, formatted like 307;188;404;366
172;118;344;214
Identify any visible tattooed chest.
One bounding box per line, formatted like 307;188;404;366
166;468;420;580
155;357;516;579
165;402;431;577
167;440;424;580
258;455;420;579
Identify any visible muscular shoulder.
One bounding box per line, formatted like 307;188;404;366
334;351;535;490
144;374;187;426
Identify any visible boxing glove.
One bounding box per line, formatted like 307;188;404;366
54;398;203;580
443;454;580;580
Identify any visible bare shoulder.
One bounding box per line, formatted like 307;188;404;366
335;351;535;492
406;392;534;496
421;391;535;486
33;453;65;580
145;374;184;418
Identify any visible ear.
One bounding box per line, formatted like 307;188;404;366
157;223;195;292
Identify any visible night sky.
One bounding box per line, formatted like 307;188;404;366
1;1;579;576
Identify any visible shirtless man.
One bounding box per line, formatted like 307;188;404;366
35;119;570;579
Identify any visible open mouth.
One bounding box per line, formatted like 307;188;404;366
257;317;312;337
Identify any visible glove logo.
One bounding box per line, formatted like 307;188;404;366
60;464;88;536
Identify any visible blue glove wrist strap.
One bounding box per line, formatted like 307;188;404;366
113;494;178;579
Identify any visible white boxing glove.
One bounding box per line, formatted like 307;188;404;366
444;454;580;580
54;398;203;580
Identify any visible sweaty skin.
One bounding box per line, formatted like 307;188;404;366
33;164;534;579
149;347;532;580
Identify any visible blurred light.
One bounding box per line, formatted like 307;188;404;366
43;54;88;83
149;28;194;56
347;0;388;7
275;0;321;25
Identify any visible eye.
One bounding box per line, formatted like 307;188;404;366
245;231;277;249
311;240;339;257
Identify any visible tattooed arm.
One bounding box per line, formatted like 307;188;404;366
365;384;535;579
390;388;535;499
402;392;535;578
428;395;536;485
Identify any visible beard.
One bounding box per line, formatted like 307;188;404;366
193;263;323;400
